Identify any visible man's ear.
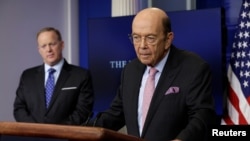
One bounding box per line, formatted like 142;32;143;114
165;32;174;49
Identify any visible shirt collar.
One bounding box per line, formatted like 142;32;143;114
44;58;64;72
147;49;170;73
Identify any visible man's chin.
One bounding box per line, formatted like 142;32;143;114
45;59;57;66
140;59;152;66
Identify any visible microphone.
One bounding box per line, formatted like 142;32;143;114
82;112;93;126
93;112;103;127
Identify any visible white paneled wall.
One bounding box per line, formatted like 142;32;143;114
112;0;141;17
112;0;196;17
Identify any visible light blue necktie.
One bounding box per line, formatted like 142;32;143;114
45;68;56;108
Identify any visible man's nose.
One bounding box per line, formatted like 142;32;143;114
138;37;147;47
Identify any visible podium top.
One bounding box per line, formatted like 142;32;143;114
0;121;143;141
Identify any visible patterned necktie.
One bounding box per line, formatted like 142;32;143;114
142;67;158;127
45;68;56;108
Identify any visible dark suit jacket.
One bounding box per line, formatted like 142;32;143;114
14;59;94;125
95;46;216;141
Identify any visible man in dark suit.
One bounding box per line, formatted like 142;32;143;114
92;7;216;141
14;27;94;125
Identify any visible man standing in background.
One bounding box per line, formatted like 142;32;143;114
14;27;94;125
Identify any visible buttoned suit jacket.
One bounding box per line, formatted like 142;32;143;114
14;59;94;125
95;46;216;141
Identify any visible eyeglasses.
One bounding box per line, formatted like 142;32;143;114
128;34;158;45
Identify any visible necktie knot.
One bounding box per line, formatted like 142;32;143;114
149;67;158;77
48;68;56;74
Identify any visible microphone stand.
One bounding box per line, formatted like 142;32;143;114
93;112;103;127
82;112;93;126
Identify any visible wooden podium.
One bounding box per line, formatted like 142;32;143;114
0;122;143;141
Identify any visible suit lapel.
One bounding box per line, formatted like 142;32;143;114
123;60;146;136
35;65;48;115
130;63;146;136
